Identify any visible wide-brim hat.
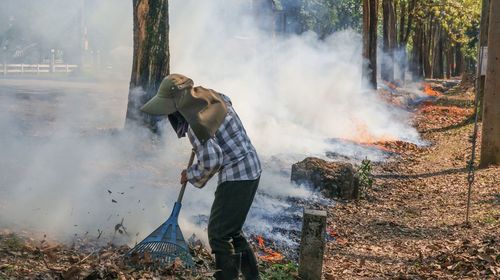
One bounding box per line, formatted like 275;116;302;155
140;95;177;116
141;73;228;143
140;74;194;115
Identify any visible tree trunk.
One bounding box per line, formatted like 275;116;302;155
444;49;450;79
454;43;463;76
125;0;170;130
252;0;276;35
445;38;453;79
396;0;416;83
398;0;405;46
480;0;500;167
432;25;444;79
478;0;490;117
396;0;405;83
363;0;378;89
411;23;424;80
382;0;396;83
423;19;433;78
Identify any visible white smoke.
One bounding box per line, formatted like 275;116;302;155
0;0;421;249
169;1;420;156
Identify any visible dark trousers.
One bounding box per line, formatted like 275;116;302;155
208;177;260;255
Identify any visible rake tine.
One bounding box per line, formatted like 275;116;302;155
125;151;196;268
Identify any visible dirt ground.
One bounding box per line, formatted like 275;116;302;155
323;81;499;279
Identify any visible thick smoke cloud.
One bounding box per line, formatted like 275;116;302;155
0;0;421;247
169;1;420;156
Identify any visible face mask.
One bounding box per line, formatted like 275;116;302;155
167;111;189;138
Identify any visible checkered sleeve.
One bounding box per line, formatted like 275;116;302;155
186;129;223;188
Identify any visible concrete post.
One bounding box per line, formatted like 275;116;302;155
299;209;327;280
50;49;55;73
90;50;94;68
2;47;7;76
96;50;101;69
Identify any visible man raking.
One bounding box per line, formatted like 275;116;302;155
140;74;262;280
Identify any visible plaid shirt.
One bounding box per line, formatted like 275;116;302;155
186;94;261;188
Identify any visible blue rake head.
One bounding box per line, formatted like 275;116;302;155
127;202;194;268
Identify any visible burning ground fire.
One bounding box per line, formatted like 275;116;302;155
328;121;400;159
352;121;398;144
256;235;285;262
422;82;442;97
326;82;438;161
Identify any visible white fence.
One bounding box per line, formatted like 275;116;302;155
1;64;78;75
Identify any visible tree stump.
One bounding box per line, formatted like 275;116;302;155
291;157;360;200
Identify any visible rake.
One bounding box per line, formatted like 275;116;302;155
126;150;196;268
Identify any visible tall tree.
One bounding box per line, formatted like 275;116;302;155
382;0;396;82
409;0;480;80
480;0;500;167
396;0;416;83
432;25;445;79
410;23;424;80
125;0;170;130
363;0;378;89
477;0;490;114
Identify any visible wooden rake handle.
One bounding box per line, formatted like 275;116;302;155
176;150;196;203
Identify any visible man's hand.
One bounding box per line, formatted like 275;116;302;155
180;169;188;185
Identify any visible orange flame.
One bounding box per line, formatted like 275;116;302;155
422;83;441;96
256;236;284;262
257;235;265;247
385;81;399;90
351;121;397;144
260;249;284;262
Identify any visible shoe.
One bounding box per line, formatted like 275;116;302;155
214;253;241;280
240;248;260;280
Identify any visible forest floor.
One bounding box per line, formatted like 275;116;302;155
0;79;498;280
323;80;499;279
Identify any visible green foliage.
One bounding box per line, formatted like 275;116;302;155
357;158;374;196
261;262;299;280
413;0;481;60
299;0;362;37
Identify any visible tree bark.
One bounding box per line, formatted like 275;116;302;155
398;0;405;46
445;37;453;79
478;0;490;117
423;17;433;78
432;25;444;79
125;0;170;130
480;0;500;167
411;23;424;80
454;43;463;76
363;0;378;89
398;0;416;82
382;0;396;82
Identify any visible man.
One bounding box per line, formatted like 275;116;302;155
140;74;261;280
